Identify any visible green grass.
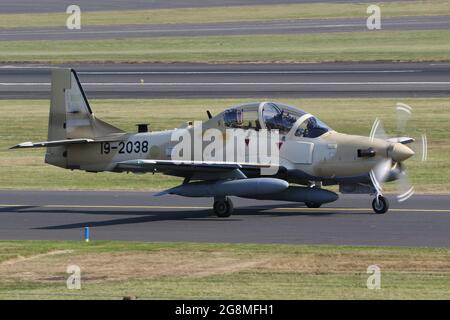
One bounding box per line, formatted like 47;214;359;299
0;98;449;192
0;1;449;29
0;241;449;299
2;30;450;64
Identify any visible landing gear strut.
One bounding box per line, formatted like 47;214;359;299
213;197;234;218
372;195;389;214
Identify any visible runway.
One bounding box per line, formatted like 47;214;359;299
0;190;449;247
1;62;449;99
2;16;449;41
1;0;409;13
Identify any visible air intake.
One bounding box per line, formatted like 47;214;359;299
137;124;149;133
357;147;376;158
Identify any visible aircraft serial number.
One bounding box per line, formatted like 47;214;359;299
100;141;149;154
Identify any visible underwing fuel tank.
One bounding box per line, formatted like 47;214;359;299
162;178;289;197
244;186;338;204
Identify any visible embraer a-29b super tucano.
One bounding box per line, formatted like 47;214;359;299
12;69;416;216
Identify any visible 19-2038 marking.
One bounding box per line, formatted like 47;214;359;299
100;141;148;154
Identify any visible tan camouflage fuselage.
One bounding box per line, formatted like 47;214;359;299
15;69;413;190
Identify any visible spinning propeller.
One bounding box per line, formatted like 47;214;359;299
369;103;427;203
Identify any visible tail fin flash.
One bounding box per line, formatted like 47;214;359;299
45;68;124;168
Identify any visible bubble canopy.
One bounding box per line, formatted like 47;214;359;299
221;102;331;138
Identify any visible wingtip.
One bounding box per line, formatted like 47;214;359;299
9;142;32;149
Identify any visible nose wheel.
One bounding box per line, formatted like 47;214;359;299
372;195;389;214
213;197;234;218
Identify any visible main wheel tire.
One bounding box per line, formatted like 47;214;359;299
372;196;389;214
213;198;233;218
305;202;322;208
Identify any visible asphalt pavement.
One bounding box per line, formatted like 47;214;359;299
0;190;449;247
1;62;449;99
1;16;448;41
1;0;411;13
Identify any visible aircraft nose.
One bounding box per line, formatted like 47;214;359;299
389;143;415;162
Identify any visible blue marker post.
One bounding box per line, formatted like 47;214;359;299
84;227;90;242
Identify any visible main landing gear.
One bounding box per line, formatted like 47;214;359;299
213;197;234;218
372;195;389;214
305;202;322;208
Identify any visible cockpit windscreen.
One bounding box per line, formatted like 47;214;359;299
262;103;304;135
222;102;330;138
295;116;330;138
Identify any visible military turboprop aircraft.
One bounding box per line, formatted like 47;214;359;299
12;69;417;217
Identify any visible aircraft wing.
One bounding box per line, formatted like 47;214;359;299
115;159;281;177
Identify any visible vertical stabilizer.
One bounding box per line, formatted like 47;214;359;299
45;68;124;168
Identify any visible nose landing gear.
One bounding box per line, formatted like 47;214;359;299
372;195;389;214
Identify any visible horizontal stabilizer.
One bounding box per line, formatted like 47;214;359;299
10;138;94;149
